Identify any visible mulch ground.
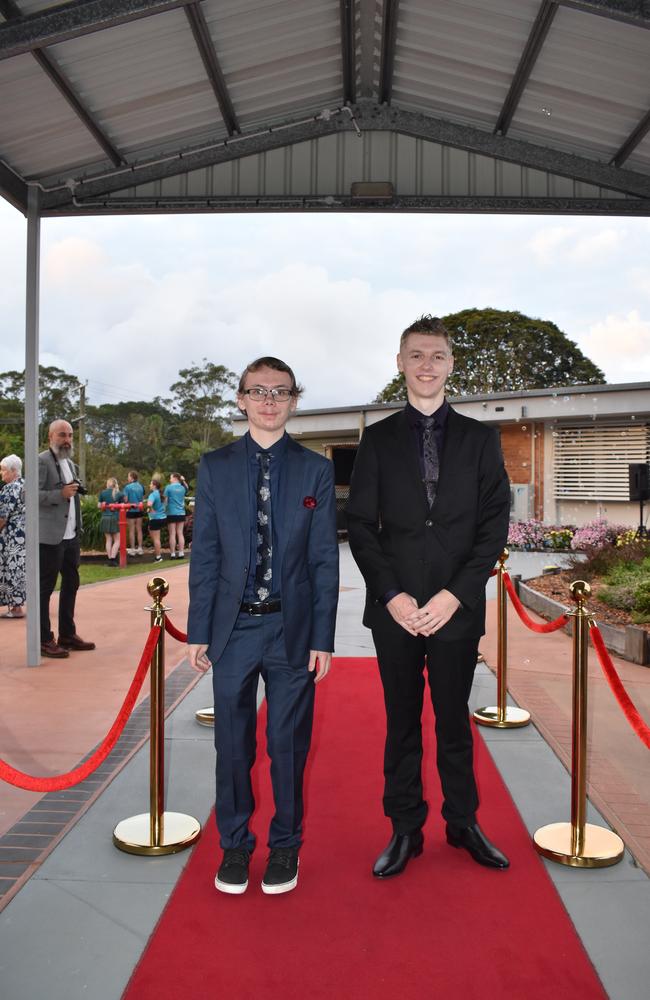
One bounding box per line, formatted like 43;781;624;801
526;570;650;635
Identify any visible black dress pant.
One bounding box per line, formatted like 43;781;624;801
39;537;80;643
371;612;480;834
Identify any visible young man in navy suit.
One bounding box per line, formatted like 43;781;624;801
347;316;511;878
188;357;339;895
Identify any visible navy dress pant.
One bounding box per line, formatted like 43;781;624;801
211;612;315;852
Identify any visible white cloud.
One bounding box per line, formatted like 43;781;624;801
569;228;624;264
2;200;650;406
527;226;575;264
578;310;650;384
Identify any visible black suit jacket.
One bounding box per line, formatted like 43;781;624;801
346;406;510;641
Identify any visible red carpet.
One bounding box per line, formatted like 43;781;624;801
123;658;606;1000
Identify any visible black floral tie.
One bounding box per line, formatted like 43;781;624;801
421;416;439;507
255;452;272;601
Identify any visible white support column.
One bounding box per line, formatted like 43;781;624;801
24;185;41;666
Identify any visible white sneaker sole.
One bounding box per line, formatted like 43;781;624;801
214;875;248;895
261;863;299;895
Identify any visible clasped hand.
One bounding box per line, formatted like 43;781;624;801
386;589;460;637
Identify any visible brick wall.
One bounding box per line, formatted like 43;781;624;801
499;422;544;519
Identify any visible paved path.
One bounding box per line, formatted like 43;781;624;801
0;546;648;999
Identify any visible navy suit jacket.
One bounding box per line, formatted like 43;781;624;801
188;434;339;665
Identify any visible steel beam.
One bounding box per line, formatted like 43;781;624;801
39;102;650;210
24;185;41;667
557;1;650;29
40;110;347;208
360;103;650;198
0;0;191;60
379;0;399;105
184;2;239;134
0;158;28;212
494;1;558;136
357;0;377;100
339;0;356;105
40;194;650;217
611;108;650;166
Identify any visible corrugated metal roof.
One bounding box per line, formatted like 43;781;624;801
1;0;649;216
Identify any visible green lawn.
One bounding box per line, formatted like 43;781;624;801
54;555;190;589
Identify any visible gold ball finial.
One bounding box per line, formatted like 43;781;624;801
570;579;591;606
147;576;169;601
498;547;509;566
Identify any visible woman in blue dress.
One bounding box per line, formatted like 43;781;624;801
0;454;26;618
163;472;188;559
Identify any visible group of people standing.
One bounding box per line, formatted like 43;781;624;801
187;315;511;898
98;471;189;564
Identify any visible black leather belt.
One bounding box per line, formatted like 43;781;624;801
240;600;282;616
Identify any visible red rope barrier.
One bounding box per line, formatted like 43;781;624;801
502;573;570;633
164;615;187;643
0;625;161;791
489;569;497;577
589;625;650;750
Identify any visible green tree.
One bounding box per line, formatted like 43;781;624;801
168;359;236;452
0;364;83;442
375;308;605;401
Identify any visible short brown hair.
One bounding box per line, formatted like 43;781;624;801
237;356;303;397
400;315;452;350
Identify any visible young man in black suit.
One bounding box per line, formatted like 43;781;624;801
347;316;511;877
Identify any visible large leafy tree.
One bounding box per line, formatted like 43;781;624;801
168;359;237;452
375;308;605;401
0;364;83;438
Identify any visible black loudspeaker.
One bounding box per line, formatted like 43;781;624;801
629;463;650;502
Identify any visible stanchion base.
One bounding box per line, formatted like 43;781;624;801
195;706;215;727
113;812;201;856
473;706;530;728
534;822;624;868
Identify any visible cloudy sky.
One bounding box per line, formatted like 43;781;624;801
1;197;649;411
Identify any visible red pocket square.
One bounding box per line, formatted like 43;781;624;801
303;496;317;509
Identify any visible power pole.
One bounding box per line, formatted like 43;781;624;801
78;383;87;484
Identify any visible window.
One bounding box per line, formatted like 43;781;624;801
554;423;650;500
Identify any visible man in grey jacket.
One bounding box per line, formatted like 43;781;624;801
39;420;95;659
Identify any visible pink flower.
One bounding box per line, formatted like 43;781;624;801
303;496;317;509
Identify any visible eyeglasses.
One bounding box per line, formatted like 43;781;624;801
241;387;294;401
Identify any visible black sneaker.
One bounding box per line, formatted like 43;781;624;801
261;847;299;895
215;847;250;894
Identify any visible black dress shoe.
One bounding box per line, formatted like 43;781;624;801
446;823;509;869
373;830;424;878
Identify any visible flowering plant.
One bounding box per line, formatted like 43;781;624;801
507;519;546;550
570;519;626;551
303;496;317;509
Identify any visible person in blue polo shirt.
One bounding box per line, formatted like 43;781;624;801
164;472;188;559
147;477;166;562
123;470;145;556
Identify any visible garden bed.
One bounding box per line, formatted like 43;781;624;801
518;570;650;665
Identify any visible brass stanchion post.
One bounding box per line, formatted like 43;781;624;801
474;548;530;728
195;706;215;727
533;581;624;868
113;577;202;855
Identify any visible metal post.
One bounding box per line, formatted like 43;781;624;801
117;504;128;567
534;581;624;868
77;383;86;486
474;549;530;728
113;577;201;855
24;185;41;667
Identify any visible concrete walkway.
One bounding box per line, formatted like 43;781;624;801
0;546;648;999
